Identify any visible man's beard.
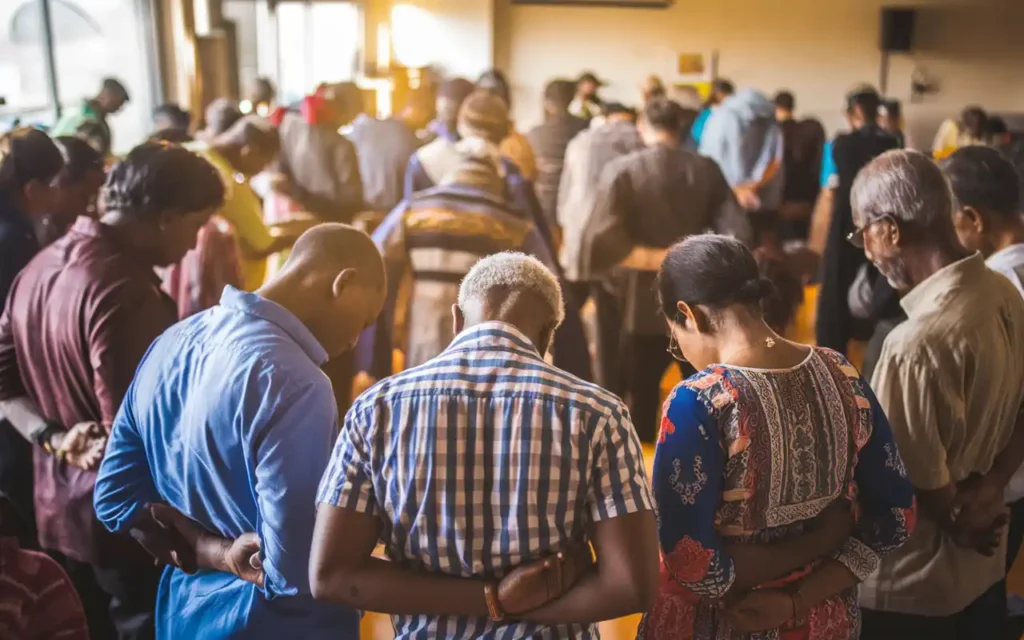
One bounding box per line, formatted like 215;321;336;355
877;255;911;292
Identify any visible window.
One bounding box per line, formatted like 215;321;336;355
224;1;360;108
276;2;360;105
0;0;55;128
50;0;158;153
0;0;158;153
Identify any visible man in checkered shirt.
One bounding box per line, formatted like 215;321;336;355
311;252;658;638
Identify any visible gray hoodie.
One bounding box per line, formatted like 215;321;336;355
699;88;785;212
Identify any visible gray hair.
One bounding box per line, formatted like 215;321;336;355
457;252;565;326
850;149;954;227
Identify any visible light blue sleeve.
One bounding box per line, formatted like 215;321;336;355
698;110;741;187
690;108;712;147
820;140;837;189
93;386;161;534
252;379;339;599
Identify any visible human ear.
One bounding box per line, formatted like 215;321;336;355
333;268;356;298
961;206;984;233
452;304;465;336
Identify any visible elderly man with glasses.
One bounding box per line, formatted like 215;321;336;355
854;149;1024;640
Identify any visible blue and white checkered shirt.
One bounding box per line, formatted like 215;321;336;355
317;321;653;639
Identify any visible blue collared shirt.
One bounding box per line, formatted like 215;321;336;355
94;287;358;639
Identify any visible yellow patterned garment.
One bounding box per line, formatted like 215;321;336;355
185;142;274;291
500;127;538;182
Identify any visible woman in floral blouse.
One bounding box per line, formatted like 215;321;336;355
640;235;916;640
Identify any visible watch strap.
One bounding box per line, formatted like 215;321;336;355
484;581;504;622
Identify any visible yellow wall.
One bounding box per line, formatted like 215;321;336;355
494;0;1024;146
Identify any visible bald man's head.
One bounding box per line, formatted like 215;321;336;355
263;223;386;358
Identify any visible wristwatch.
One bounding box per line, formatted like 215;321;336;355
31;422;65;459
484;581;505;622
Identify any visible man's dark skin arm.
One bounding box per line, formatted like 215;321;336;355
309;504;587;618
310;505;491;616
132;504;264;586
724;499;852;591
511;510;659;624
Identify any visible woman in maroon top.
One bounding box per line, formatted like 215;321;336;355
0;142;226;639
0;128;64;549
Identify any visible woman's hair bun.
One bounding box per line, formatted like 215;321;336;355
736;277;776;303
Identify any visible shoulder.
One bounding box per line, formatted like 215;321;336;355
355;351;627;422
695;152;728;176
86;268;168;312
875;318;952;384
677;367;735;416
2;542;75;593
813;345;859;374
607;148;646;174
566;128;592;150
416;137;453;159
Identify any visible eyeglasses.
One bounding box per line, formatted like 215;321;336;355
666;313;687;362
847;214;895;249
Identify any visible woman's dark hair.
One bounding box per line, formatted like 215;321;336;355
643;98;688;135
54;136;104;183
153;103;192;131
0;127;64;196
101;141;225;219
773;91;795;112
753;248;804;333
961;106;989;140
477;69;511;108
846;89;881;120
658;235;775;319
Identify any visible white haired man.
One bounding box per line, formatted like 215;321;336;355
310;252;658;638
854;150;1024;638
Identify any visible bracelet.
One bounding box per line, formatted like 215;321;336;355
32;423;63;454
483;581;505;622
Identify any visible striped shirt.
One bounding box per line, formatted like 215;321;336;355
318;321;653;639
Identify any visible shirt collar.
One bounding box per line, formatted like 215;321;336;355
901;252;985;318
428;119;458;142
986;243;1024;272
69;216;161;281
219;286;329;365
445;321;542;359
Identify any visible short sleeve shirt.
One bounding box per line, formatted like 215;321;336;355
862;253;1024;616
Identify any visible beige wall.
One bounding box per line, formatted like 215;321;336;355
391;0;494;78
495;0;1024;147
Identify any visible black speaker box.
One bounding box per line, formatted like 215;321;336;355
881;8;916;52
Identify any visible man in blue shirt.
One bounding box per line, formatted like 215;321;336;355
93;224;387;639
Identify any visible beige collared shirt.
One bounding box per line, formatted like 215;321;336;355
861;253;1024;616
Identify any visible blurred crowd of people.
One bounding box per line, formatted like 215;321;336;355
0;64;1023;640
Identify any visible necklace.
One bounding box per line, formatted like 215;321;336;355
720;335;777;365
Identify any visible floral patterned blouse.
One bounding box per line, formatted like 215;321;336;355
641;347;916;640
